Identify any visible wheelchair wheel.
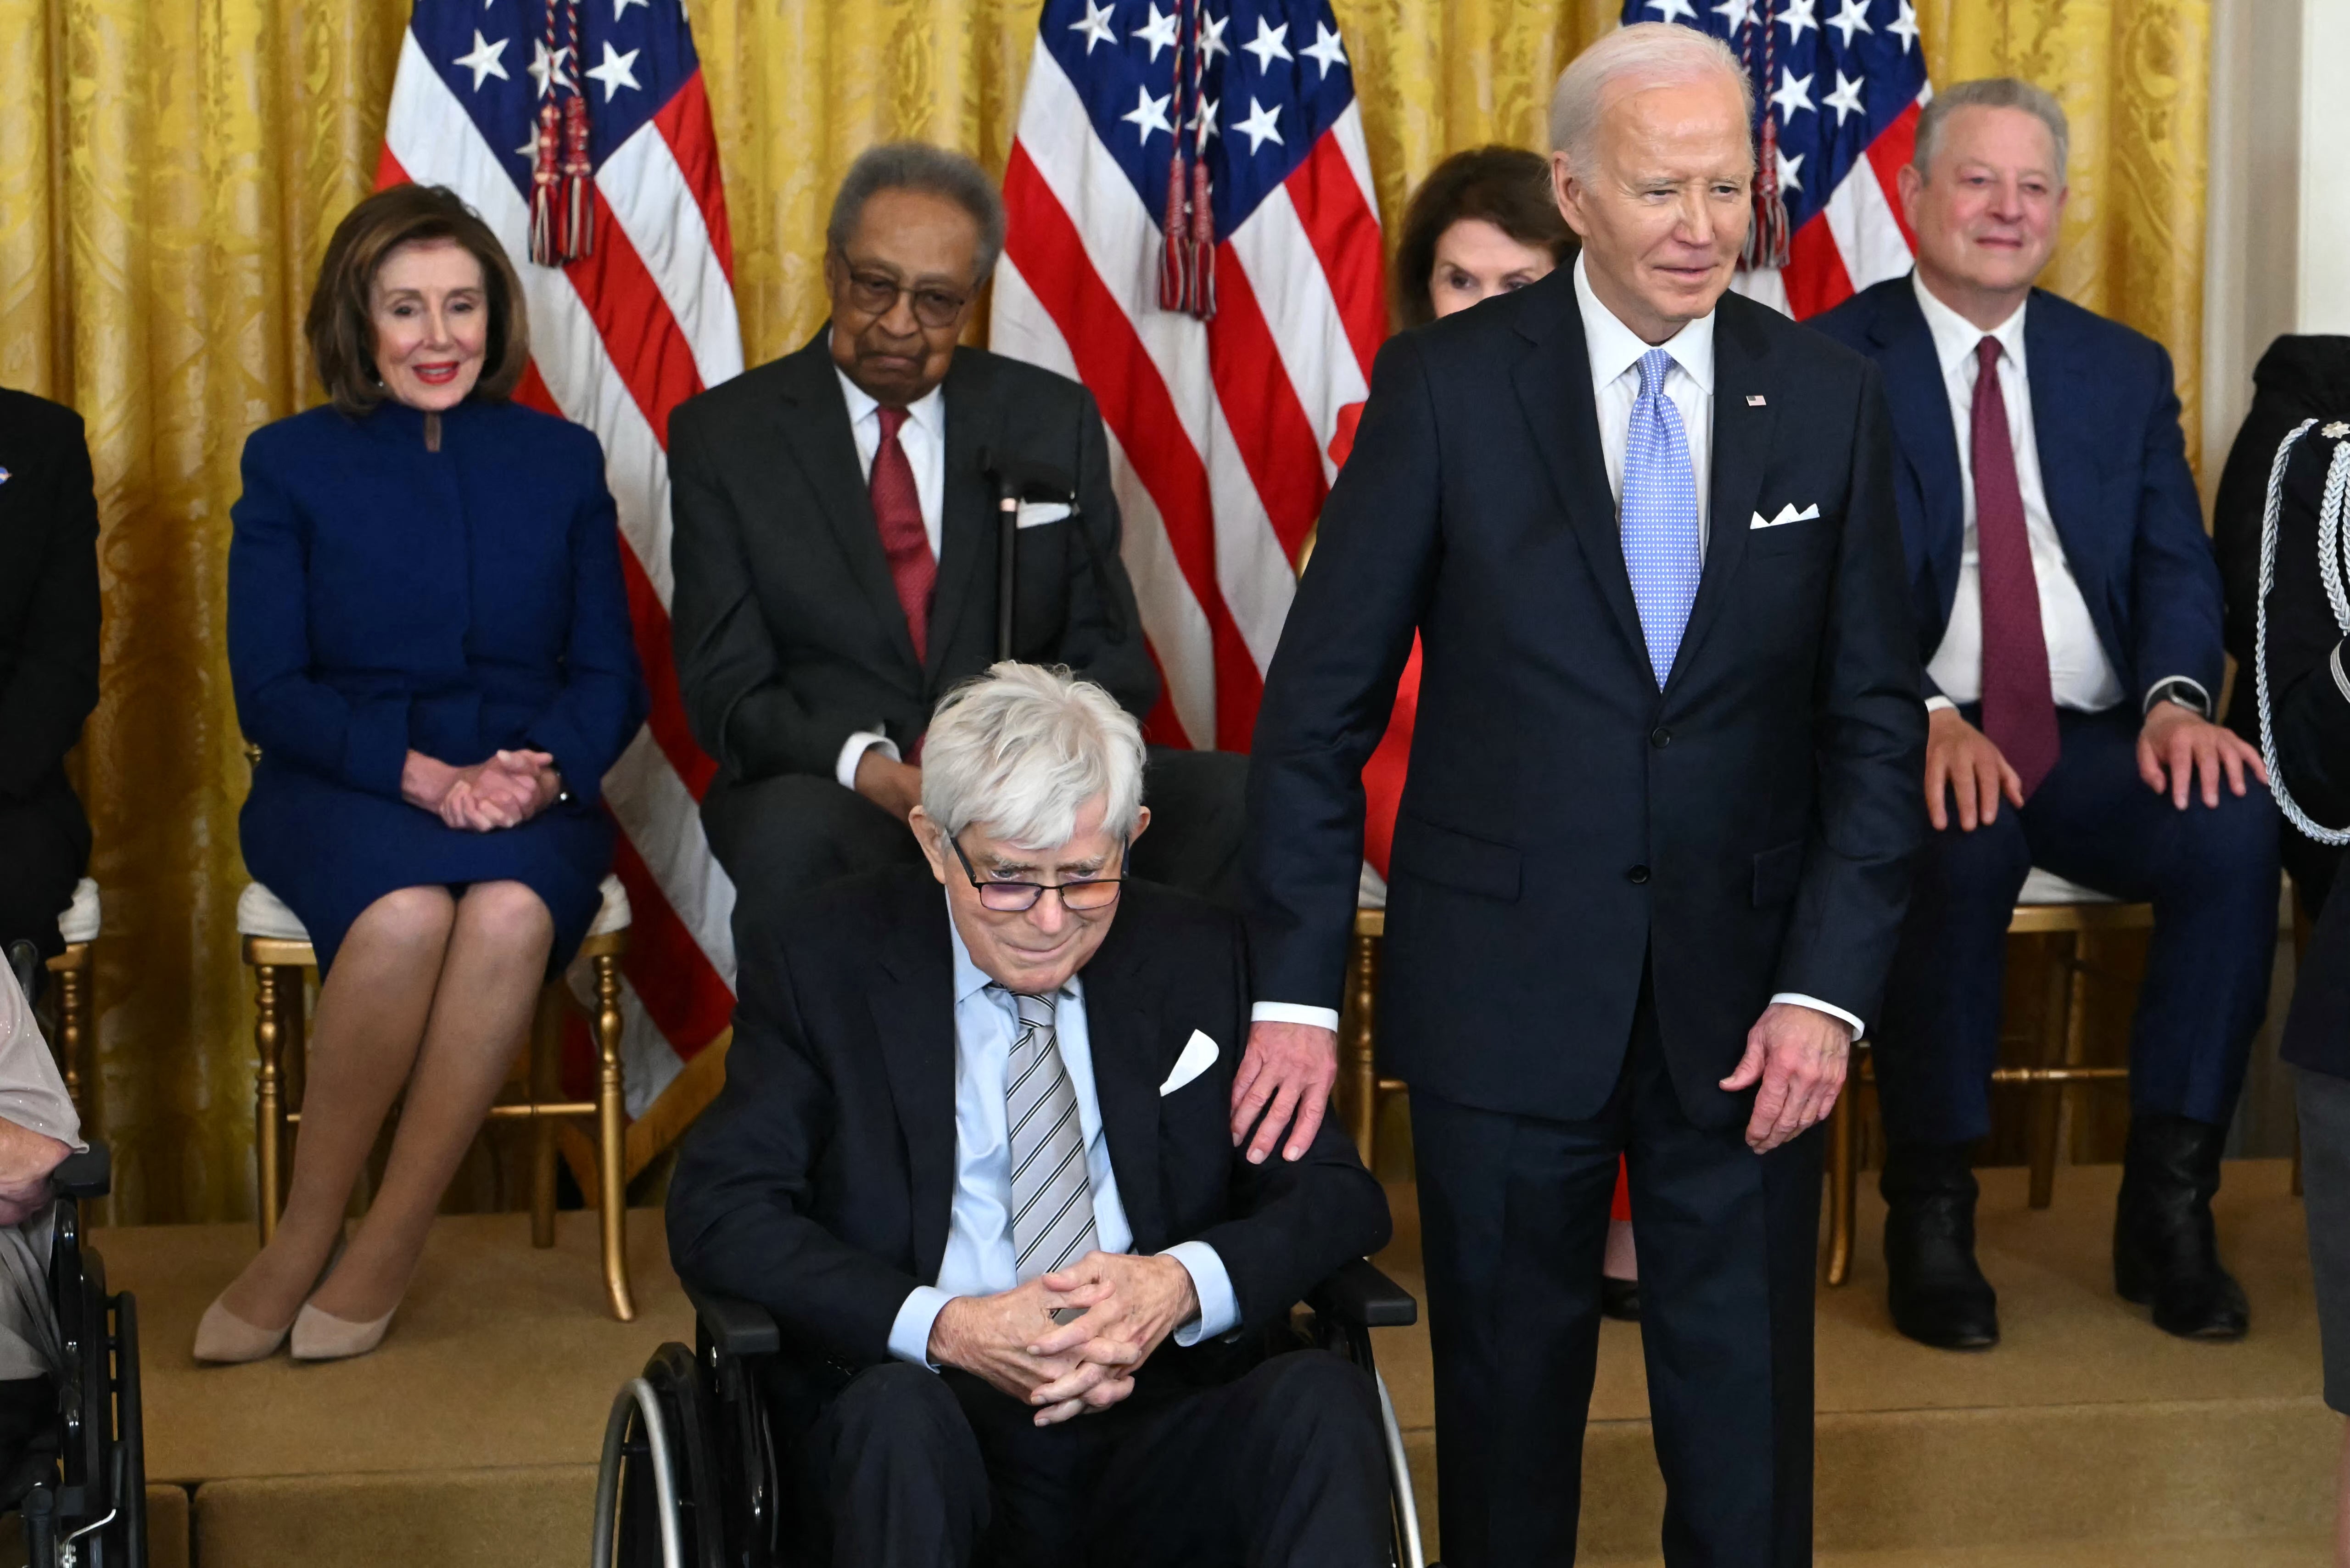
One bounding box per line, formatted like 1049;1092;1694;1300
37;1209;145;1568
1310;1309;1430;1568
593;1344;730;1568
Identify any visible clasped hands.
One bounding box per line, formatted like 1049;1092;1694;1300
926;1250;1198;1428
402;748;563;832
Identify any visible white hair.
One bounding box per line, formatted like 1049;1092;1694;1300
920;663;1146;850
1549;22;1755;170
1913;78;2070;187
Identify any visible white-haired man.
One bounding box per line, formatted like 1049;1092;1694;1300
668;662;1393;1568
1237;22;1924;1566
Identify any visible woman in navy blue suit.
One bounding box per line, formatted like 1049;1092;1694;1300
199;185;647;1364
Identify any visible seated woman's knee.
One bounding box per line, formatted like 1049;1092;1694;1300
351;886;457;952
458;880;554;949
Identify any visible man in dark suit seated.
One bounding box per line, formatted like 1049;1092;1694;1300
666;662;1393;1568
1813;79;2280;1350
669;144;1246;953
0;389;101;995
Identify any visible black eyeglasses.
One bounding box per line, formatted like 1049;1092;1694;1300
842;268;972;330
949;834;1125;914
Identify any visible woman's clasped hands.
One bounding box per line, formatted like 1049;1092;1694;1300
399;748;562;832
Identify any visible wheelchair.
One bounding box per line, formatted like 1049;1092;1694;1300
0;1144;146;1568
592;1258;1431;1568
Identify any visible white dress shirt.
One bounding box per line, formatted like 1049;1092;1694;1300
886;903;1241;1368
1256;256;1864;1041
1908;275;2147;715
834;369;949;789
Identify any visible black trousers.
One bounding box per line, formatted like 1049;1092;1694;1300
0;797;86;971
704;746;1249;957
1410;976;1821;1568
783;1350;1388;1568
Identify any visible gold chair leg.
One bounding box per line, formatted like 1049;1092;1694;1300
1345;929;1380;1169
2025;932;2075;1211
593;952;634;1321
50;951;87;1114
1825;1076;1856;1287
529;983;563;1250
252;961;288;1246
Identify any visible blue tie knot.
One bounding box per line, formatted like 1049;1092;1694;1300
1637;347;1674;402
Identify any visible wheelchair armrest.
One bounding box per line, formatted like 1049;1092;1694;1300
1307;1257;1417;1329
51;1143;110;1201
685;1283;780;1358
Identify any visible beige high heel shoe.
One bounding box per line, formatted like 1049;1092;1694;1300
192;1298;293;1364
289;1300;396;1361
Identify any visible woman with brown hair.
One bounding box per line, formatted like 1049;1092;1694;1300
199;184;646;1363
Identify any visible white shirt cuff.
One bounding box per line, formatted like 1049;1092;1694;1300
835;730;900;791
886;1284;953;1370
1924;695;1958;714
1159;1240;1241;1345
1770;992;1865;1041
2141;677;2211;717
1251;1002;1341;1033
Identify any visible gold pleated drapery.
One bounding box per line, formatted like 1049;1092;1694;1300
0;0;2209;1224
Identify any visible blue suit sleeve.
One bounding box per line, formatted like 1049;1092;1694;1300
227;432;412;799
2126;345;2226;700
520;448;650;804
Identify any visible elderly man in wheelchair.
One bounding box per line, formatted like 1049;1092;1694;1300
0;948;144;1568
643;663;1412;1568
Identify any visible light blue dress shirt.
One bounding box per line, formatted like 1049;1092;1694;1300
884;905;1242;1367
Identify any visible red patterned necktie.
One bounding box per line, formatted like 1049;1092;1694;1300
1970;335;2059;798
870;405;936;665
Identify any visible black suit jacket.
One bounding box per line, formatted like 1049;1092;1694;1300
1810;277;2225;707
665;867;1391;1384
0;389;100;832
1245;272;1926;1129
668;336;1158;783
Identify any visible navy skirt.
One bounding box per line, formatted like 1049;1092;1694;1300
241;757;614;975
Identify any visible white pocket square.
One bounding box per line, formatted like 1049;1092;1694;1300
1159;1030;1220;1096
1749;502;1822;530
1015;500;1072;529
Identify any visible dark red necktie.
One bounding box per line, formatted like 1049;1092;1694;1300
1970;335;2060;798
870;405;936;665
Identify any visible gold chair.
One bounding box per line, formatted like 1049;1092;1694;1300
1339;906;1409;1170
1822;868;2148;1287
44;878;100;1115
237;874;638;1320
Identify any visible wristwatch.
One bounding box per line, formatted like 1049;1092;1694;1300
2144;678;2210;720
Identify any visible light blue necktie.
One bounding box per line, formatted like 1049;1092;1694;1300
1619;347;1704;686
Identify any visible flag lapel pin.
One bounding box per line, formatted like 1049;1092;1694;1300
1746;394;1767;407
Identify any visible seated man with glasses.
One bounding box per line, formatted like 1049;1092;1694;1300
668;662;1394;1568
670;143;1248;958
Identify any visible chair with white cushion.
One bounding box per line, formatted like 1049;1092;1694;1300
44;879;101;1115
1823;870;2149;1286
237;874;638;1320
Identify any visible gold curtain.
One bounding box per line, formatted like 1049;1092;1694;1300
0;0;2208;1223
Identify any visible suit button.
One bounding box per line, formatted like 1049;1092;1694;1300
1650;726;1673;748
1626;865;1651;885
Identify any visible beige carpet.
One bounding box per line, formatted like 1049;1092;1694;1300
87;1161;2334;1566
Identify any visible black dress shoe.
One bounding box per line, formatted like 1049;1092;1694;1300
2114;1113;2249;1340
1600;1275;1641;1322
1881;1140;1999;1350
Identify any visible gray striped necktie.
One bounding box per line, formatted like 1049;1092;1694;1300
1002;987;1099;1282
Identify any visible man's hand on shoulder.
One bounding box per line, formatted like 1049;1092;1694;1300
1231;1021;1338;1165
2138;701;2267;811
1924;706;2022;832
852;750;923;824
1720;1002;1851;1154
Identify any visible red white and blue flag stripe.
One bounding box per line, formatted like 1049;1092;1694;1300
1636;0;1932;320
993;0;1387;753
377;0;743;1116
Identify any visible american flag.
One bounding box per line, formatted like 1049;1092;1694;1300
992;0;1387;753
1635;0;1931;319
376;0;743;1125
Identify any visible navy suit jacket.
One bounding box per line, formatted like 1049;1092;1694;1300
1809;275;2223;708
1245;271;1927;1129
